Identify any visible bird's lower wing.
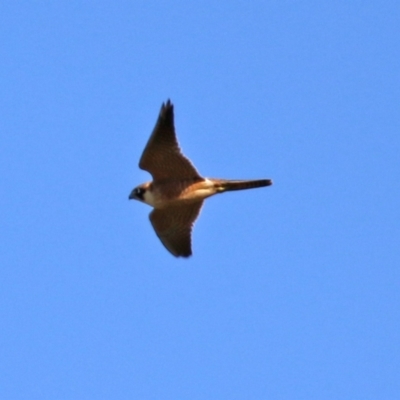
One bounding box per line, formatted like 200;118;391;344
149;201;203;257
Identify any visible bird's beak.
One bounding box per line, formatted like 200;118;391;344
128;190;135;200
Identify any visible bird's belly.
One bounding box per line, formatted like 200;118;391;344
181;187;214;201
180;179;216;201
150;179;216;208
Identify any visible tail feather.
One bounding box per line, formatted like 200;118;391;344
215;179;273;192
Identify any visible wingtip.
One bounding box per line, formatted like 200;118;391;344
174;249;192;258
162;98;173;108
160;99;174;117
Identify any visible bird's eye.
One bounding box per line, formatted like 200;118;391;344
135;188;145;199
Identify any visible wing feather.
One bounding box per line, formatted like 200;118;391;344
149;201;203;257
139;100;201;182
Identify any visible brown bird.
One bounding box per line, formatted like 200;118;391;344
129;100;272;257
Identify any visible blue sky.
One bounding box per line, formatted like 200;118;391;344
1;1;399;399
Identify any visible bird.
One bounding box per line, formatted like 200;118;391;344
129;100;272;257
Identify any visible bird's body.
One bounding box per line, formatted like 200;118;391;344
129;100;272;257
135;178;270;208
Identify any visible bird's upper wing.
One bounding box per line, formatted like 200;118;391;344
149;201;203;257
139;100;202;182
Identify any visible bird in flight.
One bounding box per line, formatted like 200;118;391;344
129;100;272;257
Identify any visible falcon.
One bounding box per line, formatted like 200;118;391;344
129;100;272;257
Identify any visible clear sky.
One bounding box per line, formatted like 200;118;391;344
1;1;399;399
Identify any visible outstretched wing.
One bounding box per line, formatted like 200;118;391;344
149;201;203;257
139;100;202;182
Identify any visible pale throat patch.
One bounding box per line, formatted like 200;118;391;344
143;189;156;206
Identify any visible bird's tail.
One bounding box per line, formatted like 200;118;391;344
214;179;273;192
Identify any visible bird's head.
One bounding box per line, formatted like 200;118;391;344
128;182;152;204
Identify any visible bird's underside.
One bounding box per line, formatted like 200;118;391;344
129;100;273;258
